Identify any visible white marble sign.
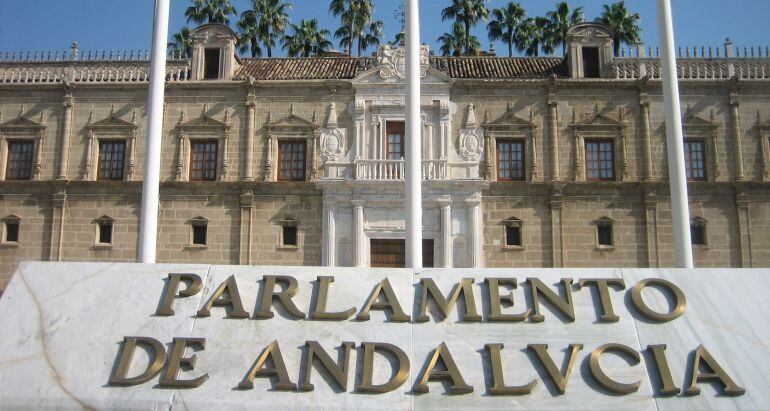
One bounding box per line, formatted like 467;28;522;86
0;262;768;410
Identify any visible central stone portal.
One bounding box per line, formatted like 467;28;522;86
370;239;434;268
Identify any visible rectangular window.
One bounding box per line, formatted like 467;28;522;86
97;140;126;180
582;47;601;78
4;221;19;243
691;224;706;246
278;141;306;181
585;140;615;181
6;140;34;180
597;224;613;246
204;48;221;79
684;140;706;181
282;226;298;246
386;121;405;160
505;225;522;246
190;140;218;181
98;221;113;244
496;139;525;181
192;225;207;245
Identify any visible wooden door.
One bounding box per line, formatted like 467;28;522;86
370;239;434;268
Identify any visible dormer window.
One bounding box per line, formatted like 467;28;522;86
204;48;221;79
582;47;601;78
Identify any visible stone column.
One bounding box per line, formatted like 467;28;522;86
736;192;752;267
239;191;254;265
323;200;337;267
351;199;366;267
643;192;659;267
730;94;745;181
549;186;565;267
547;92;560;181
49;191;67;261
465;198;482;268
244;98;256;180
437;196;452;268
639;93;654;181
57;94;74;180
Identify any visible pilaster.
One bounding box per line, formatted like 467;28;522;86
549;184;565;267
643;191;659;267
437;196;452;268
465;198;482;268
322;200;337;267
50;191;67;261
730;93;745;181
57;92;74;180
351;199;366;267
736;191;752;268
547;91;560;181
239;191;254;265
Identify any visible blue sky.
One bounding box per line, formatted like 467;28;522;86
1;1;768;57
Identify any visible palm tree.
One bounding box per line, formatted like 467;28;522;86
487;2;527;57
330;0;380;56
238;0;291;57
545;1;584;55
283;19;333;57
598;1;642;56
185;0;237;25
236;13;263;57
441;0;489;55
438;22;480;56
168;27;193;58
514;17;552;57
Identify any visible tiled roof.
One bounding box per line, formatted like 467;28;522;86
432;57;568;79
235;56;568;81
235;57;368;80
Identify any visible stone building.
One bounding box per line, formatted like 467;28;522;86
1;22;769;289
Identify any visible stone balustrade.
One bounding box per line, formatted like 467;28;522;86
354;159;448;181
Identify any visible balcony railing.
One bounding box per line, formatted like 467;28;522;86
0;48;191;84
612;43;769;80
355;159;448;181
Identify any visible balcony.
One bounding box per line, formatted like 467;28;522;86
355;159;448;181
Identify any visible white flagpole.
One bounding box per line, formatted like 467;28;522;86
405;0;422;269
657;0;694;268
138;0;170;263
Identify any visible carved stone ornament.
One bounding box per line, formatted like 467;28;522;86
375;44;429;80
320;128;344;161
459;128;483;161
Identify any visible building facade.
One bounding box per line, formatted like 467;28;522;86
1;23;769;290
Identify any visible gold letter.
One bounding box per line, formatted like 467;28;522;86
485;343;536;395
526;278;575;322
577;278;626;322
647;344;681;396
254;275;306;319
485;278;530;322
683;345;745;396
298;341;354;391
356;278;410;322
526;343;583;394
108;336;166;386
588;343;641;395
159;337;209;388
356;342;410;394
238;340;296;390
156;273;203;316
309;276;356;320
196;275;249;318
413;342;473;394
630;278;686;322
415;278;481;322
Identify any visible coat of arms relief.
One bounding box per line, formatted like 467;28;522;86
375;44;430;80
